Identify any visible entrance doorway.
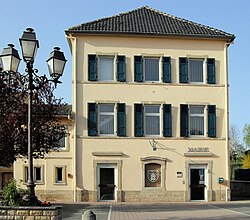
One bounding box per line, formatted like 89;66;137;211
97;165;117;201
190;166;206;201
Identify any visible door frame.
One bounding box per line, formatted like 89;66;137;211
189;164;208;202
97;164;117;202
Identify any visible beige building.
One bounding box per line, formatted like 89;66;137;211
15;6;235;202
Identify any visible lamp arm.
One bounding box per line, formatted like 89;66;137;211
21;62;62;91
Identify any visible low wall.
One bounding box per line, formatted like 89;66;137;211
0;205;62;220
231;180;250;198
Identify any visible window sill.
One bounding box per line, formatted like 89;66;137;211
35;182;45;185
24;182;44;185
52;148;68;152
99;134;116;137
83;136;225;140
54;182;67;185
80;81;225;87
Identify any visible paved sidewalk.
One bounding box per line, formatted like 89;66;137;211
109;202;250;220
59;201;250;220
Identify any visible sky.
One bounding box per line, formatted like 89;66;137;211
0;0;249;142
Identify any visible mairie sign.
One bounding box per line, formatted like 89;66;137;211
188;147;209;152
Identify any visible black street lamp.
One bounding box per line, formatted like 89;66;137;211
0;28;67;204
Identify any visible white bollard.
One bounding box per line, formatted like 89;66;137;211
82;210;96;220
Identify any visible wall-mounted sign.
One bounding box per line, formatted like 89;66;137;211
188;147;209;153
177;172;183;178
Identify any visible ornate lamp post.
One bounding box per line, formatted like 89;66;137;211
0;28;67;203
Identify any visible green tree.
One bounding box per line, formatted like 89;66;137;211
243;124;250;149
242;154;250;169
2;179;29;206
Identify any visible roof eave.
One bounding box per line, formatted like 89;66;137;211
65;30;235;42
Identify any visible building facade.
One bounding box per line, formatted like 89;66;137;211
15;6;235;202
13;112;74;201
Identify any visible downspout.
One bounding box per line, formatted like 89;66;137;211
67;35;77;202
225;41;233;201
73;37;77;202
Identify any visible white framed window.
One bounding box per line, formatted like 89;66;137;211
24;166;44;184
190;106;205;136
54;166;66;184
144;57;160;82
144;105;160;136
98;104;115;135
189;59;204;83
98;56;114;81
57;135;68;150
52;131;68;151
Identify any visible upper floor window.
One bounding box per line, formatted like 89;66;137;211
135;56;171;83
144;105;160;136
58;136;66;149
180;104;216;138
135;104;172;137
190;106;204;136
88;103;126;137
144;58;159;81
99;104;115;135
98;56;114;81
88;55;126;82
179;57;215;84
52;131;67;151
189;59;204;83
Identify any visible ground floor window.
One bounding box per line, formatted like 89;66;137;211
54;166;66;184
24;166;44;184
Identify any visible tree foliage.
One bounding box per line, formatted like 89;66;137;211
242;154;250;169
0;70;68;167
2;179;29;206
243;124;250;149
229;124;244;159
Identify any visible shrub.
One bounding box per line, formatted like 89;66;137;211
2;179;30;206
242;154;250;169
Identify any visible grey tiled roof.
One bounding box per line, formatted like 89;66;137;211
66;6;235;41
55;104;72;117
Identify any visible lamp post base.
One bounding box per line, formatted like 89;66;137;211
26;181;38;205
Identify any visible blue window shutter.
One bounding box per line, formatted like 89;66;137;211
207;58;215;84
162;57;171;83
88;103;97;136
117;103;126;137
180;104;189;137
88;55;97;81
117;56;126;82
134;56;143;82
163;104;172;137
179;57;188;83
208;105;216;137
134;104;143;137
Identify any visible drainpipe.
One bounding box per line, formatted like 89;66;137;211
73;37;77;202
66;35;77;202
225;40;233;201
